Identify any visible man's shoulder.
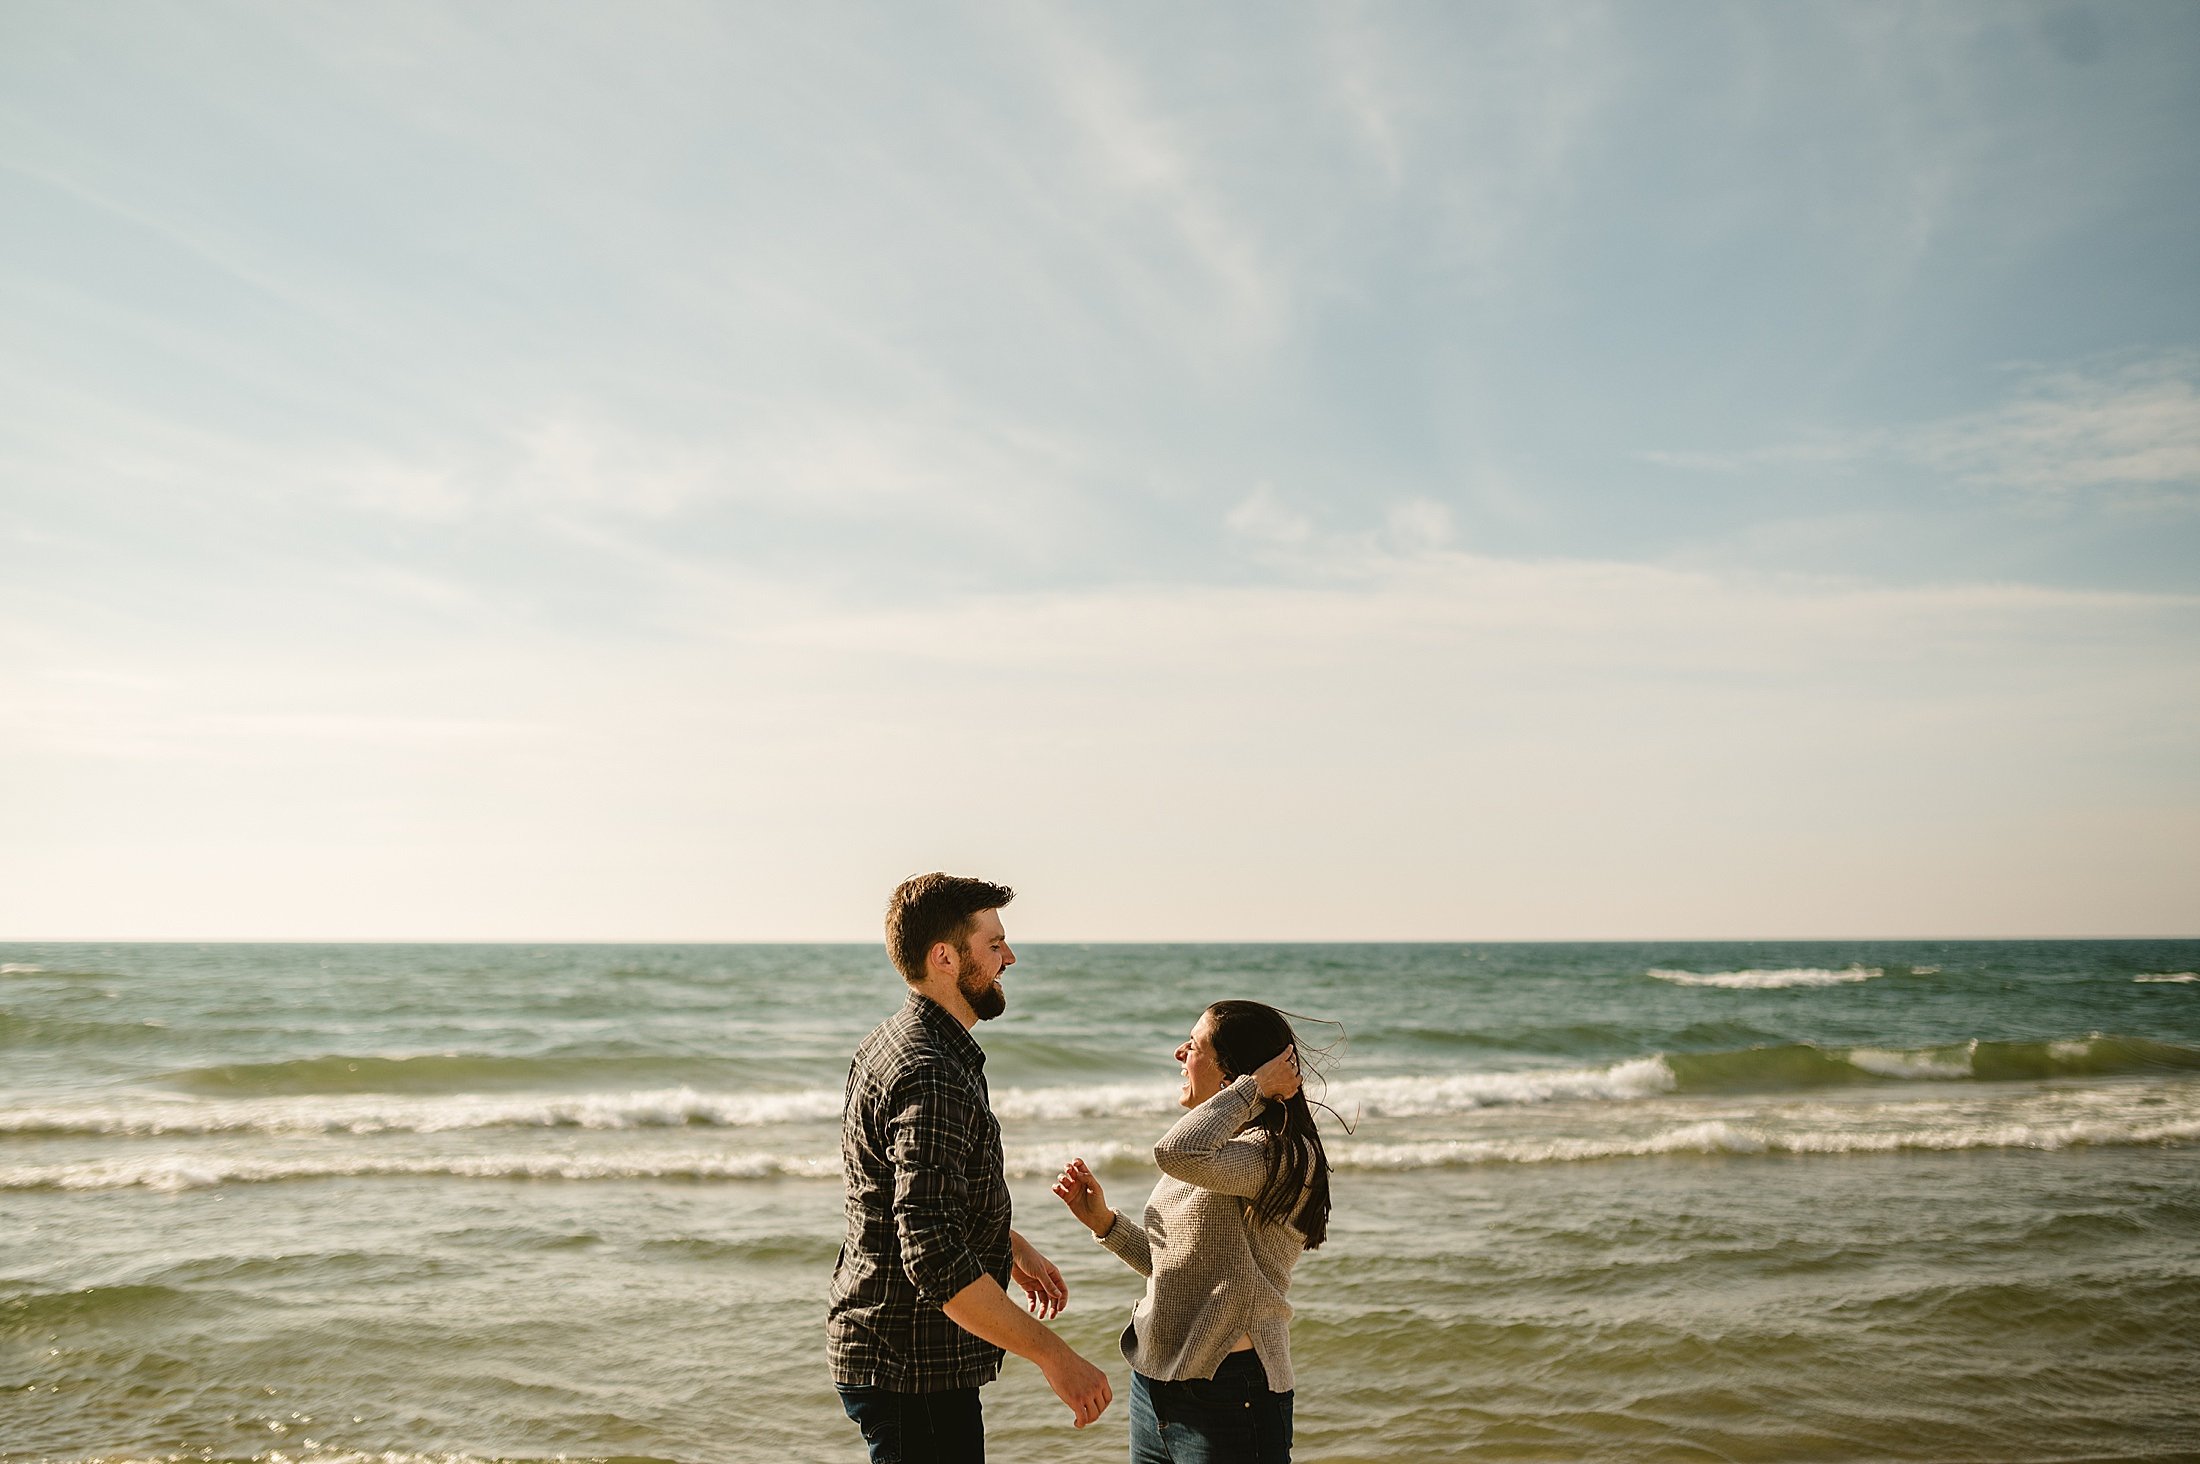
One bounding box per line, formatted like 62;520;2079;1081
850;1000;957;1085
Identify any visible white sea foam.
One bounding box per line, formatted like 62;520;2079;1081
1329;1114;2200;1170
0;1150;845;1192
0;1085;1184;1138
1847;1046;1973;1081
1648;966;1885;989
1005;1071;1681;1121
0;1086;852;1137
1328;1058;1676;1115
992;1082;1179;1120
9;1097;2197;1191
2136;972;2199;983
0;1140;1157;1193
0;963;45;974
0;1063;1688;1138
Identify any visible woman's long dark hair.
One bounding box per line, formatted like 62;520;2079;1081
1204;999;1333;1250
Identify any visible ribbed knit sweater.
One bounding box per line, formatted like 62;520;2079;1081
1094;1074;1308;1392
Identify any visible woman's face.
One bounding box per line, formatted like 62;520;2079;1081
1175;1013;1227;1109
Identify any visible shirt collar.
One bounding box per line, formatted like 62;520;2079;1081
907;989;987;1071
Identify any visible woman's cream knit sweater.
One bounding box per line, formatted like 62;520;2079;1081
1095;1074;1309;1392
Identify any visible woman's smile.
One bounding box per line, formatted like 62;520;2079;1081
1174;1015;1226;1108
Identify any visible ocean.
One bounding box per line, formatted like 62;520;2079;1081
4;940;2197;1463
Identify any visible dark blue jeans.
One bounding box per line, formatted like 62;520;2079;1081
836;1384;984;1464
1129;1350;1293;1463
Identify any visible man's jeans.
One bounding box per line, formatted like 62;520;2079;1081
836;1384;984;1464
1129;1350;1293;1463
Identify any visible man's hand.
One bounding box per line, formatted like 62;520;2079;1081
941;1275;1114;1428
1052;1158;1113;1237
1040;1348;1113;1428
1009;1229;1067;1319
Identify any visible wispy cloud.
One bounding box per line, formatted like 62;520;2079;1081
5;2;2197;937
1641;352;2200;505
1388;2;1624;295
1321;8;1408;189
1225;487;1454;569
1006;9;1286;354
1915;355;2200;500
1225;485;1315;549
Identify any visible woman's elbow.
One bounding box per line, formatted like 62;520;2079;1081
1152;1147;1219;1186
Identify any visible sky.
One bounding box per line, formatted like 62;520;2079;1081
3;0;2197;941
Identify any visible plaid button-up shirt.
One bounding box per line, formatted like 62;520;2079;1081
827;991;1013;1392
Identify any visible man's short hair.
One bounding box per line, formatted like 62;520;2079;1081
886;872;1015;983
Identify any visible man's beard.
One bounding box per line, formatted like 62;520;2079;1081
957;954;1007;1021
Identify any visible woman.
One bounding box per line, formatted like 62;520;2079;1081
1054;1000;1333;1464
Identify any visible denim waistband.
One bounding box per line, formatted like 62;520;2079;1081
1210;1348;1267;1385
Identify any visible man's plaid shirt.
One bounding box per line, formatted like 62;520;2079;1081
827;991;1013;1392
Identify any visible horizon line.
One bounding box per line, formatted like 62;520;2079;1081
4;934;2196;946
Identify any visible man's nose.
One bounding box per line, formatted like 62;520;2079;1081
1001;945;1015;968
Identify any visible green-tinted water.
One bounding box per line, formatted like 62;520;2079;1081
4;941;2197;1461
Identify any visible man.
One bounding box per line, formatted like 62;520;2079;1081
829;872;1113;1461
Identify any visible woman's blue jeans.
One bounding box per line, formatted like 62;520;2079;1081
1129;1350;1293;1463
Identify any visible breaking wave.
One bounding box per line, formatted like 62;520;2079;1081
154;1052;740;1095
9;1105;2197;1193
1662;1036;2200;1090
0;1085;1185;1138
0;1087;850;1137
1649;966;1888;989
1331;1059;1676;1113
0;1141;1147;1193
8;1037;2195;1139
1332;1113;2200;1168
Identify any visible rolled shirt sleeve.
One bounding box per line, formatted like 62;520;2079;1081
887;1069;989;1306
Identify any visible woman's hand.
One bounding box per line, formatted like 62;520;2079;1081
1052;1157;1113;1237
1009;1229;1068;1318
1253;1044;1301;1103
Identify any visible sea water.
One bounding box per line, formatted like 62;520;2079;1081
3;941;2197;1462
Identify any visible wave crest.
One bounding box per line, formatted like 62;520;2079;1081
1648;966;1886;989
1333;1059;1676;1114
8;1110;2196;1193
7;1038;2195;1138
1333;1115;2200;1169
0;1140;1156;1193
1664;1036;2200;1091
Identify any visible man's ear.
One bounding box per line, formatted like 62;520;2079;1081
927;939;957;978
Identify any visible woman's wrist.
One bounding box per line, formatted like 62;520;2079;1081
1089;1209;1117;1239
